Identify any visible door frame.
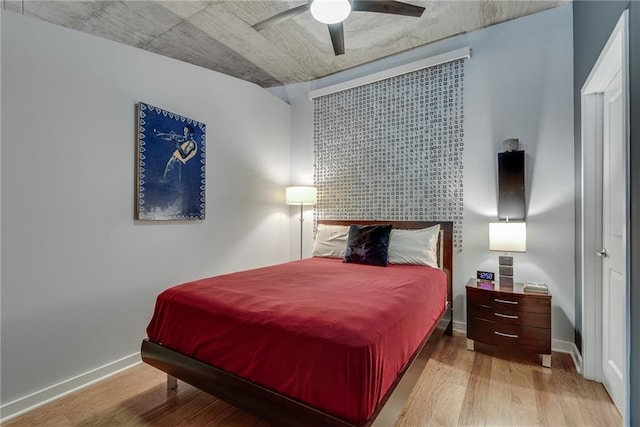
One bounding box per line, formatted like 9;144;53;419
580;9;629;421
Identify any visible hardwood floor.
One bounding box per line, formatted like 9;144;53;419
4;334;621;426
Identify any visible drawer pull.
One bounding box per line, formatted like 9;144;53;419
494;312;518;319
494;331;519;339
494;298;518;305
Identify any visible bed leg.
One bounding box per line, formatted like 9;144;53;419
445;318;453;336
167;374;178;390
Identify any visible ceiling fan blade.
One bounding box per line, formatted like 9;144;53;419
253;3;310;31
328;23;345;56
351;0;425;17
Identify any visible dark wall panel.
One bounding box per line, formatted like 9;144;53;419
498;151;525;221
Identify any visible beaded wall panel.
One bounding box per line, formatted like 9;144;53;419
313;59;465;249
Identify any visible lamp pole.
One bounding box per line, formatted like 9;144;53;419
286;186;317;261
299;204;304;260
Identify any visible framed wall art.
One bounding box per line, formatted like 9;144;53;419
136;102;206;220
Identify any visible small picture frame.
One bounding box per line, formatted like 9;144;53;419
478;281;495;290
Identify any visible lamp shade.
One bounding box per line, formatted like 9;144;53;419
489;222;526;252
310;0;351;24
286;186;317;205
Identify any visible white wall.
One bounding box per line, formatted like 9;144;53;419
0;10;290;413
274;5;575;343
286;86;316;260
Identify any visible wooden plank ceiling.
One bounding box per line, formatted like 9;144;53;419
3;1;568;88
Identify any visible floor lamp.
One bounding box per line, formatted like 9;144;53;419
286;186;317;259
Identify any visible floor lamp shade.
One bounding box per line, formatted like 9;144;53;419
286;186;317;205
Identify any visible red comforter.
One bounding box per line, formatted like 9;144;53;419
146;257;447;424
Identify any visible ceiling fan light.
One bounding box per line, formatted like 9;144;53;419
310;0;352;24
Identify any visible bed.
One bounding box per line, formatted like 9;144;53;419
142;220;453;427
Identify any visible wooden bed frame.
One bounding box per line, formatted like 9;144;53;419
141;220;453;427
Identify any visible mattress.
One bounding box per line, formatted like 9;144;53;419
146;257;447;424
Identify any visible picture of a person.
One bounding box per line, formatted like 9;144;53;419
157;125;198;183
138;102;205;221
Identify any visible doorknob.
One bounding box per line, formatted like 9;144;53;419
596;248;609;258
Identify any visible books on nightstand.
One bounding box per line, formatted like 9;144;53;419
524;281;549;294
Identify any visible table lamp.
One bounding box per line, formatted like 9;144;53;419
489;221;526;286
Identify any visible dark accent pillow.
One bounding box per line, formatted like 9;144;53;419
343;224;393;267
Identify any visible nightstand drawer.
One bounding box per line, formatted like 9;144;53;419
467;287;550;313
468;304;551;328
468;317;551;354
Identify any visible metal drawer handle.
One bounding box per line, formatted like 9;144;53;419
494;298;518;305
494;331;519;339
495;312;518;319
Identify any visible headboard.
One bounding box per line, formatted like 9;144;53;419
317;220;453;306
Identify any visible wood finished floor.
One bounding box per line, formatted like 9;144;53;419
4;334;621;427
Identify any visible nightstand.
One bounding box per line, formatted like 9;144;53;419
466;278;552;367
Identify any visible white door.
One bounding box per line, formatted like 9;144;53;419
600;69;626;416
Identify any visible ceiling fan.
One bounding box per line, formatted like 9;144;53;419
252;0;425;56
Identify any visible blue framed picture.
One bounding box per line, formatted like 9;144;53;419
136;102;206;220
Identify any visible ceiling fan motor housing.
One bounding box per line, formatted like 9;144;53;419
254;0;426;56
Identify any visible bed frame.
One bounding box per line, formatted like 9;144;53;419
141;220;453;427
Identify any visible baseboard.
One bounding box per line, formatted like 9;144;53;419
453;320;466;334
550;338;574;354
570;343;583;374
0;352;141;423
453;321;576;354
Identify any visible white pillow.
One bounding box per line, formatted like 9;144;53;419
312;224;350;258
387;225;440;268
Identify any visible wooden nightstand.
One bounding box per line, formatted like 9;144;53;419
466;278;552;367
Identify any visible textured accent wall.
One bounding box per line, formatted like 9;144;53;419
313;59;465;249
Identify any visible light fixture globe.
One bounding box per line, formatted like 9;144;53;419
310;0;352;24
